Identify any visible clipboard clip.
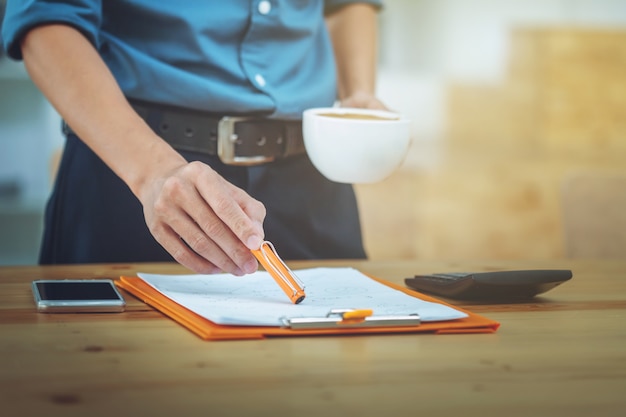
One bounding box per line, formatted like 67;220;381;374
280;308;421;330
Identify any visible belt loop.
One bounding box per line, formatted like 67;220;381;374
284;122;306;156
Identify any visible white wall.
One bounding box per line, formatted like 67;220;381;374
376;0;626;140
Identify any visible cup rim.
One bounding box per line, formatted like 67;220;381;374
303;107;408;123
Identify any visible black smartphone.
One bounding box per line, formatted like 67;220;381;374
32;279;126;313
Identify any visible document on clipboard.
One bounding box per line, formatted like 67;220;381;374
117;267;500;340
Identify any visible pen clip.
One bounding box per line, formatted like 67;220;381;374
252;241;306;304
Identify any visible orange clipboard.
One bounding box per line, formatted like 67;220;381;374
116;273;500;341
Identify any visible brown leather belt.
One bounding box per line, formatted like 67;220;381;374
63;99;306;165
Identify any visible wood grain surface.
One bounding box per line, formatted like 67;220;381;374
1;259;625;417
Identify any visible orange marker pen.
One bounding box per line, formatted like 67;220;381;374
251;241;306;304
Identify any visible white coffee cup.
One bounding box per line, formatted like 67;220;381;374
302;107;411;183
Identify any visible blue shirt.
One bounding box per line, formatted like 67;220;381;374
2;0;382;119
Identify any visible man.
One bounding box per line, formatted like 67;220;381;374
2;0;386;274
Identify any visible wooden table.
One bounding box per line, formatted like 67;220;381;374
2;259;625;417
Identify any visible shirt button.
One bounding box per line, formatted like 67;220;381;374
254;73;267;88
258;1;271;15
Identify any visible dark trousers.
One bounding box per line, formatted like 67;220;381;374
39;134;366;264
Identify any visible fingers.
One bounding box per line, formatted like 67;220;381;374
340;92;388;110
143;161;266;275
214;181;266;250
193;164;266;251
179;194;259;276
152;221;224;275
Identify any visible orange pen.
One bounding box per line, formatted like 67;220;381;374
251;241;306;304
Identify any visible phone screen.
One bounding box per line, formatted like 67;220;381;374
35;281;122;301
32;280;126;313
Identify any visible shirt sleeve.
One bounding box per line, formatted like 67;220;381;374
324;0;383;14
1;0;102;60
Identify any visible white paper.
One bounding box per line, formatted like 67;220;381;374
138;267;468;327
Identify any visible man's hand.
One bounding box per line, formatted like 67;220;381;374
340;91;388;110
141;161;266;275
21;25;265;275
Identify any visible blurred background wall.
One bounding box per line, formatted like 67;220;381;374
1;0;625;265
359;0;626;261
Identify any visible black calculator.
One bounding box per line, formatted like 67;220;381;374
404;270;573;301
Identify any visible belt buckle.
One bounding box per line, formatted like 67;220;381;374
217;117;275;165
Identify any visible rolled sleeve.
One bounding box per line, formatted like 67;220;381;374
2;0;102;60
